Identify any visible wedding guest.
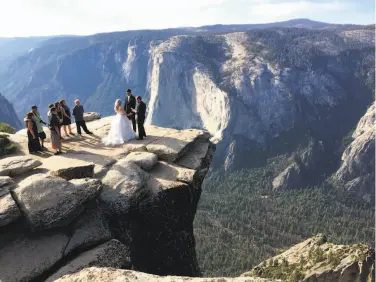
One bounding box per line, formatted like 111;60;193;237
72;99;93;136
49;107;62;155
55;102;64;140
31;105;47;149
24;112;42;154
47;104;54;124
60;99;74;136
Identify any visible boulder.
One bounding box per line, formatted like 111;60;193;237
44;155;95;180
64;205;111;256
100;160;149;214
150;161;196;184
0;233;69;282
47;240;131;282
0;194;21;227
12;174;102;230
0;156;42;177
146;129;204;162
272;162;303;190
0;176;15;197
83;112;101;122
177;140;210;170
124;151;158;171
54;267;279;282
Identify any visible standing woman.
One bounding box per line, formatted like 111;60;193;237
24;112;42;153
49;107;62;155
61;100;74;136
55;102;65;140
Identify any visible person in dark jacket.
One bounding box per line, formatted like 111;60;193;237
72;99;93;136
60;99;74;136
124;89;136;132
24;112;42;153
49;107;62;155
131;96;147;140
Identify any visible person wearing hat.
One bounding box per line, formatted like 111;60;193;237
31;105;47;149
124;89;136;132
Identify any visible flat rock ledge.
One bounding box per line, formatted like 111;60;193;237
0;117;216;281
55;267;279;282
0;156;42;177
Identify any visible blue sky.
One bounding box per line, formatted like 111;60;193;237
0;0;374;37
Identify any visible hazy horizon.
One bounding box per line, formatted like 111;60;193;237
0;0;374;38
0;17;374;39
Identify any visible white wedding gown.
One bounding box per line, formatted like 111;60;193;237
102;112;136;146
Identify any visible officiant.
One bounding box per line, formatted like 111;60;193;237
124;89;136;132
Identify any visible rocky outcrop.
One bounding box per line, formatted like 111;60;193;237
0;93;21;130
0;117;215;281
332;102;375;202
272;163;302;190
0;193;21;226
46;239;130;282
124;151;158;171
12;175;102;230
0;233;69;282
243;234;375;282
272;139;325;190
0;155;42;176
54;267;280;282
83;112;101;122
0;176;15;196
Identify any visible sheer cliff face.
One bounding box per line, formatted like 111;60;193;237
145;29;374;170
332;102;375;202
0;94;21;130
0;26;374;171
0;119;215;281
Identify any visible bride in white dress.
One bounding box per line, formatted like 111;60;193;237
102;99;136;146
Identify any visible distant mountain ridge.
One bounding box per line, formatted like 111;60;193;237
0;18;339;76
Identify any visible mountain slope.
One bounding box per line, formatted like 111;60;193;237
0;93;22;130
0;24;374;185
0;37;51;73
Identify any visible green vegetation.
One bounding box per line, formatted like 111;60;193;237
194;158;375;277
243;243;366;281
0;122;15;134
0;134;16;156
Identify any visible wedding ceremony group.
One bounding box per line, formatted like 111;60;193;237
24;89;147;155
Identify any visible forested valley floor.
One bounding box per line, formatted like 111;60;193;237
194;157;375;277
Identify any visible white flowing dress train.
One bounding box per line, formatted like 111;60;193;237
102;113;136;145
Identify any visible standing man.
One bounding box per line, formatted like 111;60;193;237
124;89;136;132
132;96;147;140
72;99;93;136
31;105;47;149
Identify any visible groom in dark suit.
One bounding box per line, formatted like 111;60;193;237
124;89;136;132
132;96;147;140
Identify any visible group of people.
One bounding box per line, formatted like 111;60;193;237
24;89;147;155
24;99;93;155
